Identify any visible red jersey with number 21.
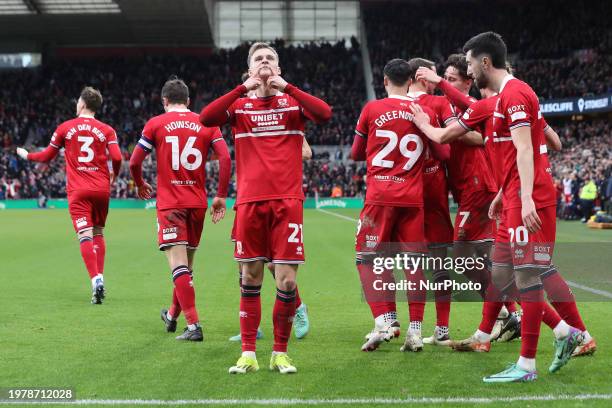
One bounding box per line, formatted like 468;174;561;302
139;109;223;210
51;115;118;193
355;95;435;207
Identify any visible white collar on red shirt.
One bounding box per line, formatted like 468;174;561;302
78;114;94;119
407;91;427;98
499;74;514;93
167;108;190;113
389;94;411;101
250;91;285;99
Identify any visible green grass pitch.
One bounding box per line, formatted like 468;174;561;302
1;208;611;407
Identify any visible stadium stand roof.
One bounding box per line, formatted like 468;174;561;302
0;0;215;50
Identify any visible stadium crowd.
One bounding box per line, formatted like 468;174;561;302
1;2;611;212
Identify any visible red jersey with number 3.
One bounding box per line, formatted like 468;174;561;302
227;92;307;205
139;109;223;210
50;115;118;193
355;95;435;207
494;76;556;210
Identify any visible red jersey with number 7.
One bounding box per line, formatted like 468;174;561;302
355;95;436;207
138;109;223;210
50;115;118;193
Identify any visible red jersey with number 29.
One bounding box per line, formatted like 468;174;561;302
355;95;435;207
139;109;223;210
51;115;118;193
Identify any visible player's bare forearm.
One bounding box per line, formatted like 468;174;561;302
302;137;312;160
511;126;535;199
544;125;562;151
199;85;246;127
284;84;332;123
438;80;473;111
459;131;484;146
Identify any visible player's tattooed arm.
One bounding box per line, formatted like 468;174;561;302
458;131;484;146
511;126;542;232
302;137;312;160
409;103;467;144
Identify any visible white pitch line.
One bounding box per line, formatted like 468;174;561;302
566;280;612;299
316;208;358;222
317;209;612;300
3;395;612;405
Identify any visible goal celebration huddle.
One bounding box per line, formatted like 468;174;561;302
16;32;596;382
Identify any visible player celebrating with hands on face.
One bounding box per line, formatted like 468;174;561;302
410;32;587;382
17;87;122;305
130;77;231;342
200;42;331;374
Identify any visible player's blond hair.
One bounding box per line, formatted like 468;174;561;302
247;42;279;67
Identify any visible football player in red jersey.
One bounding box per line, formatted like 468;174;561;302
17;87;122;304
404;58;456;346
410;32;588;382
200;42;331;374
130;77;231;342
415;56;523;343
352;59;447;353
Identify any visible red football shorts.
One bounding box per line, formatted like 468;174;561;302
454;190;496;242
156;208;205;251
234;199;304;264
68;190;110;233
506;205;556;270
491;212;512;267
355;205;426;256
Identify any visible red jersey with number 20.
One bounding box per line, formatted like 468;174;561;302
355;95;435;207
51;115;118;193
494;76;556;210
139;109;223;210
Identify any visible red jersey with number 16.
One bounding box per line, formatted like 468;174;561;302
50;115;118;193
355;95;435;207
139;109;223;210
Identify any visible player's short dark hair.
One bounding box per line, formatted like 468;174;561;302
462;31;507;69
383;58;411;86
445;53;470;80
161;76;189;105
241;72;250;82
79;86;103;112
406;57;435;81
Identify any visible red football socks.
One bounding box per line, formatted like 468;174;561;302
92;234;106;275
519;285;545;359
273;288;297;352
240;284;262;352
172;265;199;325
79;236;98;279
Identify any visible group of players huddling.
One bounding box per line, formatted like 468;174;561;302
16;32;596;381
